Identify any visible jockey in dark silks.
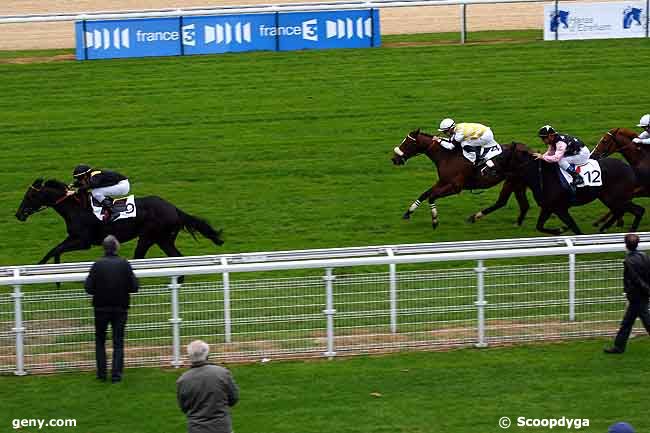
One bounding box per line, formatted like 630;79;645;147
534;125;590;191
72;164;130;222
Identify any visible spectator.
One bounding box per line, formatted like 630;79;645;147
608;422;635;433
177;340;239;433
605;233;650;354
84;235;139;382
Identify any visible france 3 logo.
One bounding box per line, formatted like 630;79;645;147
204;23;252;45
326;17;373;39
84;28;130;49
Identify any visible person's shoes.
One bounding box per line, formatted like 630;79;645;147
604;347;624;354
96;375;107;382
111;376;122;383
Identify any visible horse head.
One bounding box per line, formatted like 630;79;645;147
591;128;637;160
15;178;71;221
391;129;438;165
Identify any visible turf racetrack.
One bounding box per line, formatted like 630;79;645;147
1;36;649;266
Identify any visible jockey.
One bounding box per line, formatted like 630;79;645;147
633;114;650;145
436;118;498;168
72;164;130;222
534;125;590;189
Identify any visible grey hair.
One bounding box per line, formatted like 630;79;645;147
102;235;120;255
187;340;209;363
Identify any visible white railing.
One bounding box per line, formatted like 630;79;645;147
0;233;645;376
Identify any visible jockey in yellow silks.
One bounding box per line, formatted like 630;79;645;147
436;118;500;168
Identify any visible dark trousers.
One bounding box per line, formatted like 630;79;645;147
94;309;128;379
614;297;650;351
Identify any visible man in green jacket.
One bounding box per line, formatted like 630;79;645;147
176;340;239;433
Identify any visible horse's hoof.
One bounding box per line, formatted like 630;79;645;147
402;212;411;220
467;215;476;224
592;221;601;227
431;222;439;230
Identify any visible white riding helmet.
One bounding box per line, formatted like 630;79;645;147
638;114;650;128
438;118;456;132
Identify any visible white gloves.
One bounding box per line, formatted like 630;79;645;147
633;138;642;144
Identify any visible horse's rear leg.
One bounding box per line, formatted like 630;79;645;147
403;187;432;220
622;202;645;232
133;237;155;259
158;239;185;283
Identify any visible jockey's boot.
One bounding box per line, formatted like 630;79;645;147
100;198;116;223
566;166;584;189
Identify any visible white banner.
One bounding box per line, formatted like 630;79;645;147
544;2;647;40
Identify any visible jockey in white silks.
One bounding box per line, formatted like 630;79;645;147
633;114;650;145
436;118;500;168
533;125;590;189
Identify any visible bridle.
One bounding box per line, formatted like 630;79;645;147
23;185;76;215
592;129;619;159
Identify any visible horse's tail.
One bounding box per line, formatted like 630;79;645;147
177;209;224;246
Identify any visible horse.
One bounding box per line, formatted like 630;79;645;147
391;129;530;229
493;143;644;235
590;127;650;227
15;178;224;265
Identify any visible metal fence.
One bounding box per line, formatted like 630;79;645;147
0;236;640;375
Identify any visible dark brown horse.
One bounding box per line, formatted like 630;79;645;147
391;129;530;229
494;143;644;235
590;128;650;227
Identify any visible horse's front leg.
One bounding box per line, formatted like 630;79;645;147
554;209;583;235
403;187;432;220
428;182;461;230
535;208;562;236
38;236;91;265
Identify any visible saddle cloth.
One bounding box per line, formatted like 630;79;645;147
559;160;603;188
90;195;137;222
462;143;502;164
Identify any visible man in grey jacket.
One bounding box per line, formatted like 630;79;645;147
177;340;239;433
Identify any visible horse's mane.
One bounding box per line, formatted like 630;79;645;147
43;179;68;190
510;141;532;153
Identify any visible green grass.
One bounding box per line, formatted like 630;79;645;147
1;37;650;269
1;340;648;433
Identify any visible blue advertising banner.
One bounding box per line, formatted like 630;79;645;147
75;17;181;60
278;10;379;51
182;14;277;55
75;9;381;60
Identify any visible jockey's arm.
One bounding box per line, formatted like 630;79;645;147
542;141;566;163
633;131;650;145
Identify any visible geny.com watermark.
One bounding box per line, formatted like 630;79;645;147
12;419;77;430
499;416;590;429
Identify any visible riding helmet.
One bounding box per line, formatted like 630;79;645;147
538;125;556;137
638;114;650;128
438;118;456;132
73;164;92;178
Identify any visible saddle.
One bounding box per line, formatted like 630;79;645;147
90;195;137;223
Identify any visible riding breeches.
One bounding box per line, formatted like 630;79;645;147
559;147;590;171
461;129;499;164
92;180;130;202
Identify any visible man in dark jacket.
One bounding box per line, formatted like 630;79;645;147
85;235;139;381
605;233;650;354
177;340;239;433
